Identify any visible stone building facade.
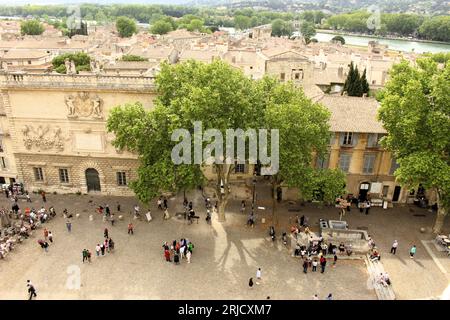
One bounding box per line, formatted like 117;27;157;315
0;72;156;195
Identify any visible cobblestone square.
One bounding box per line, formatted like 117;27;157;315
0;192;378;300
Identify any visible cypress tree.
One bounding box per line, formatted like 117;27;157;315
360;68;370;95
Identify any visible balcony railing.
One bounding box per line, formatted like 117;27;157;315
0;72;156;91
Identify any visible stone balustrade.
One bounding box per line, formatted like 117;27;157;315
0;72;156;91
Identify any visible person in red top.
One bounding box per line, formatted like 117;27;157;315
43;228;49;240
164;249;171;262
320;256;327;273
128;223;134;235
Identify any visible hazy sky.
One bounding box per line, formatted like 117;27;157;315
0;0;194;4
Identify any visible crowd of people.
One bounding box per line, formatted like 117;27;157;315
162;238;194;264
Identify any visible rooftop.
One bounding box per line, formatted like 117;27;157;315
317;95;386;133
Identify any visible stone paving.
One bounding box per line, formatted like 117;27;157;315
0;191;376;300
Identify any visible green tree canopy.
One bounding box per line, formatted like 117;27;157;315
342;62;369;97
116;16;137;37
20;19;45;35
331;35;345;44
378;58;450;233
120;54;147;62
51;52;91;74
234;15;251;30
271;19;293;37
150;19;173;35
300;21;316;39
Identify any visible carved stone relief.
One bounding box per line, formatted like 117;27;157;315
65;92;103;119
22;125;65;152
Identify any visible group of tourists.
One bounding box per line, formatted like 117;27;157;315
162;238;194;264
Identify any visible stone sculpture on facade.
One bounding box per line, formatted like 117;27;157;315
22;125;64;152
65;92;104;119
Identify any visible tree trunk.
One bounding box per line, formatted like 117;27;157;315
271;180;279;227
432;191;447;234
217;198;228;222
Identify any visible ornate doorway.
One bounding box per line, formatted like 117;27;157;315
85;168;101;192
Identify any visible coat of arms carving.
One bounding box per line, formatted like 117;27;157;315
22;125;65;152
65;92;103;119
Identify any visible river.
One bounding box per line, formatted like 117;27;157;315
315;32;450;54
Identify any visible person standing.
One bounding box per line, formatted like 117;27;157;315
164;208;170;220
326;293;333;300
241;200;246;213
41;191;46;203
410;245;417;259
256;268;262;282
164;249;171;262
390;240;399;254
365;200;371;215
320;256;327;273
105;205;110;216
43;241;49;253
128;223;134;235
312;259;318;272
163;197;168;209
303;259;308;274
95;244;101;257
82;249;88;263
117;203;121;212
48;231;53;243
104;228;109;239
87;250;92;263
248;278;254;288
110;214;115;226
313;294;319;300
104;239;109;253
27;280;37;300
43;228;49;240
186;250;192;263
66;219;72;232
26;192;31;203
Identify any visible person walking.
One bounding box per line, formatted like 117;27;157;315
326;293;333;300
66;220;72;232
128;223;134;235
303;259;308;274
117;203;121;212
410;245;417;259
320;256;327;273
163;197;168;209
82;249;88;263
95;244;101;257
105;205;110;217
87;250;92;263
26;192;32;203
43;228;49;240
48;231;53;243
41;191;46;203
157;198;163;210
104;228;109;239
27;280;37;300
104;239;109;253
100;243;105;256
249;278;254;288
313;294;319;300
241;200;246;213
110;214;115;226
186;250;192;263
43;241;49;253
390;240;399;254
